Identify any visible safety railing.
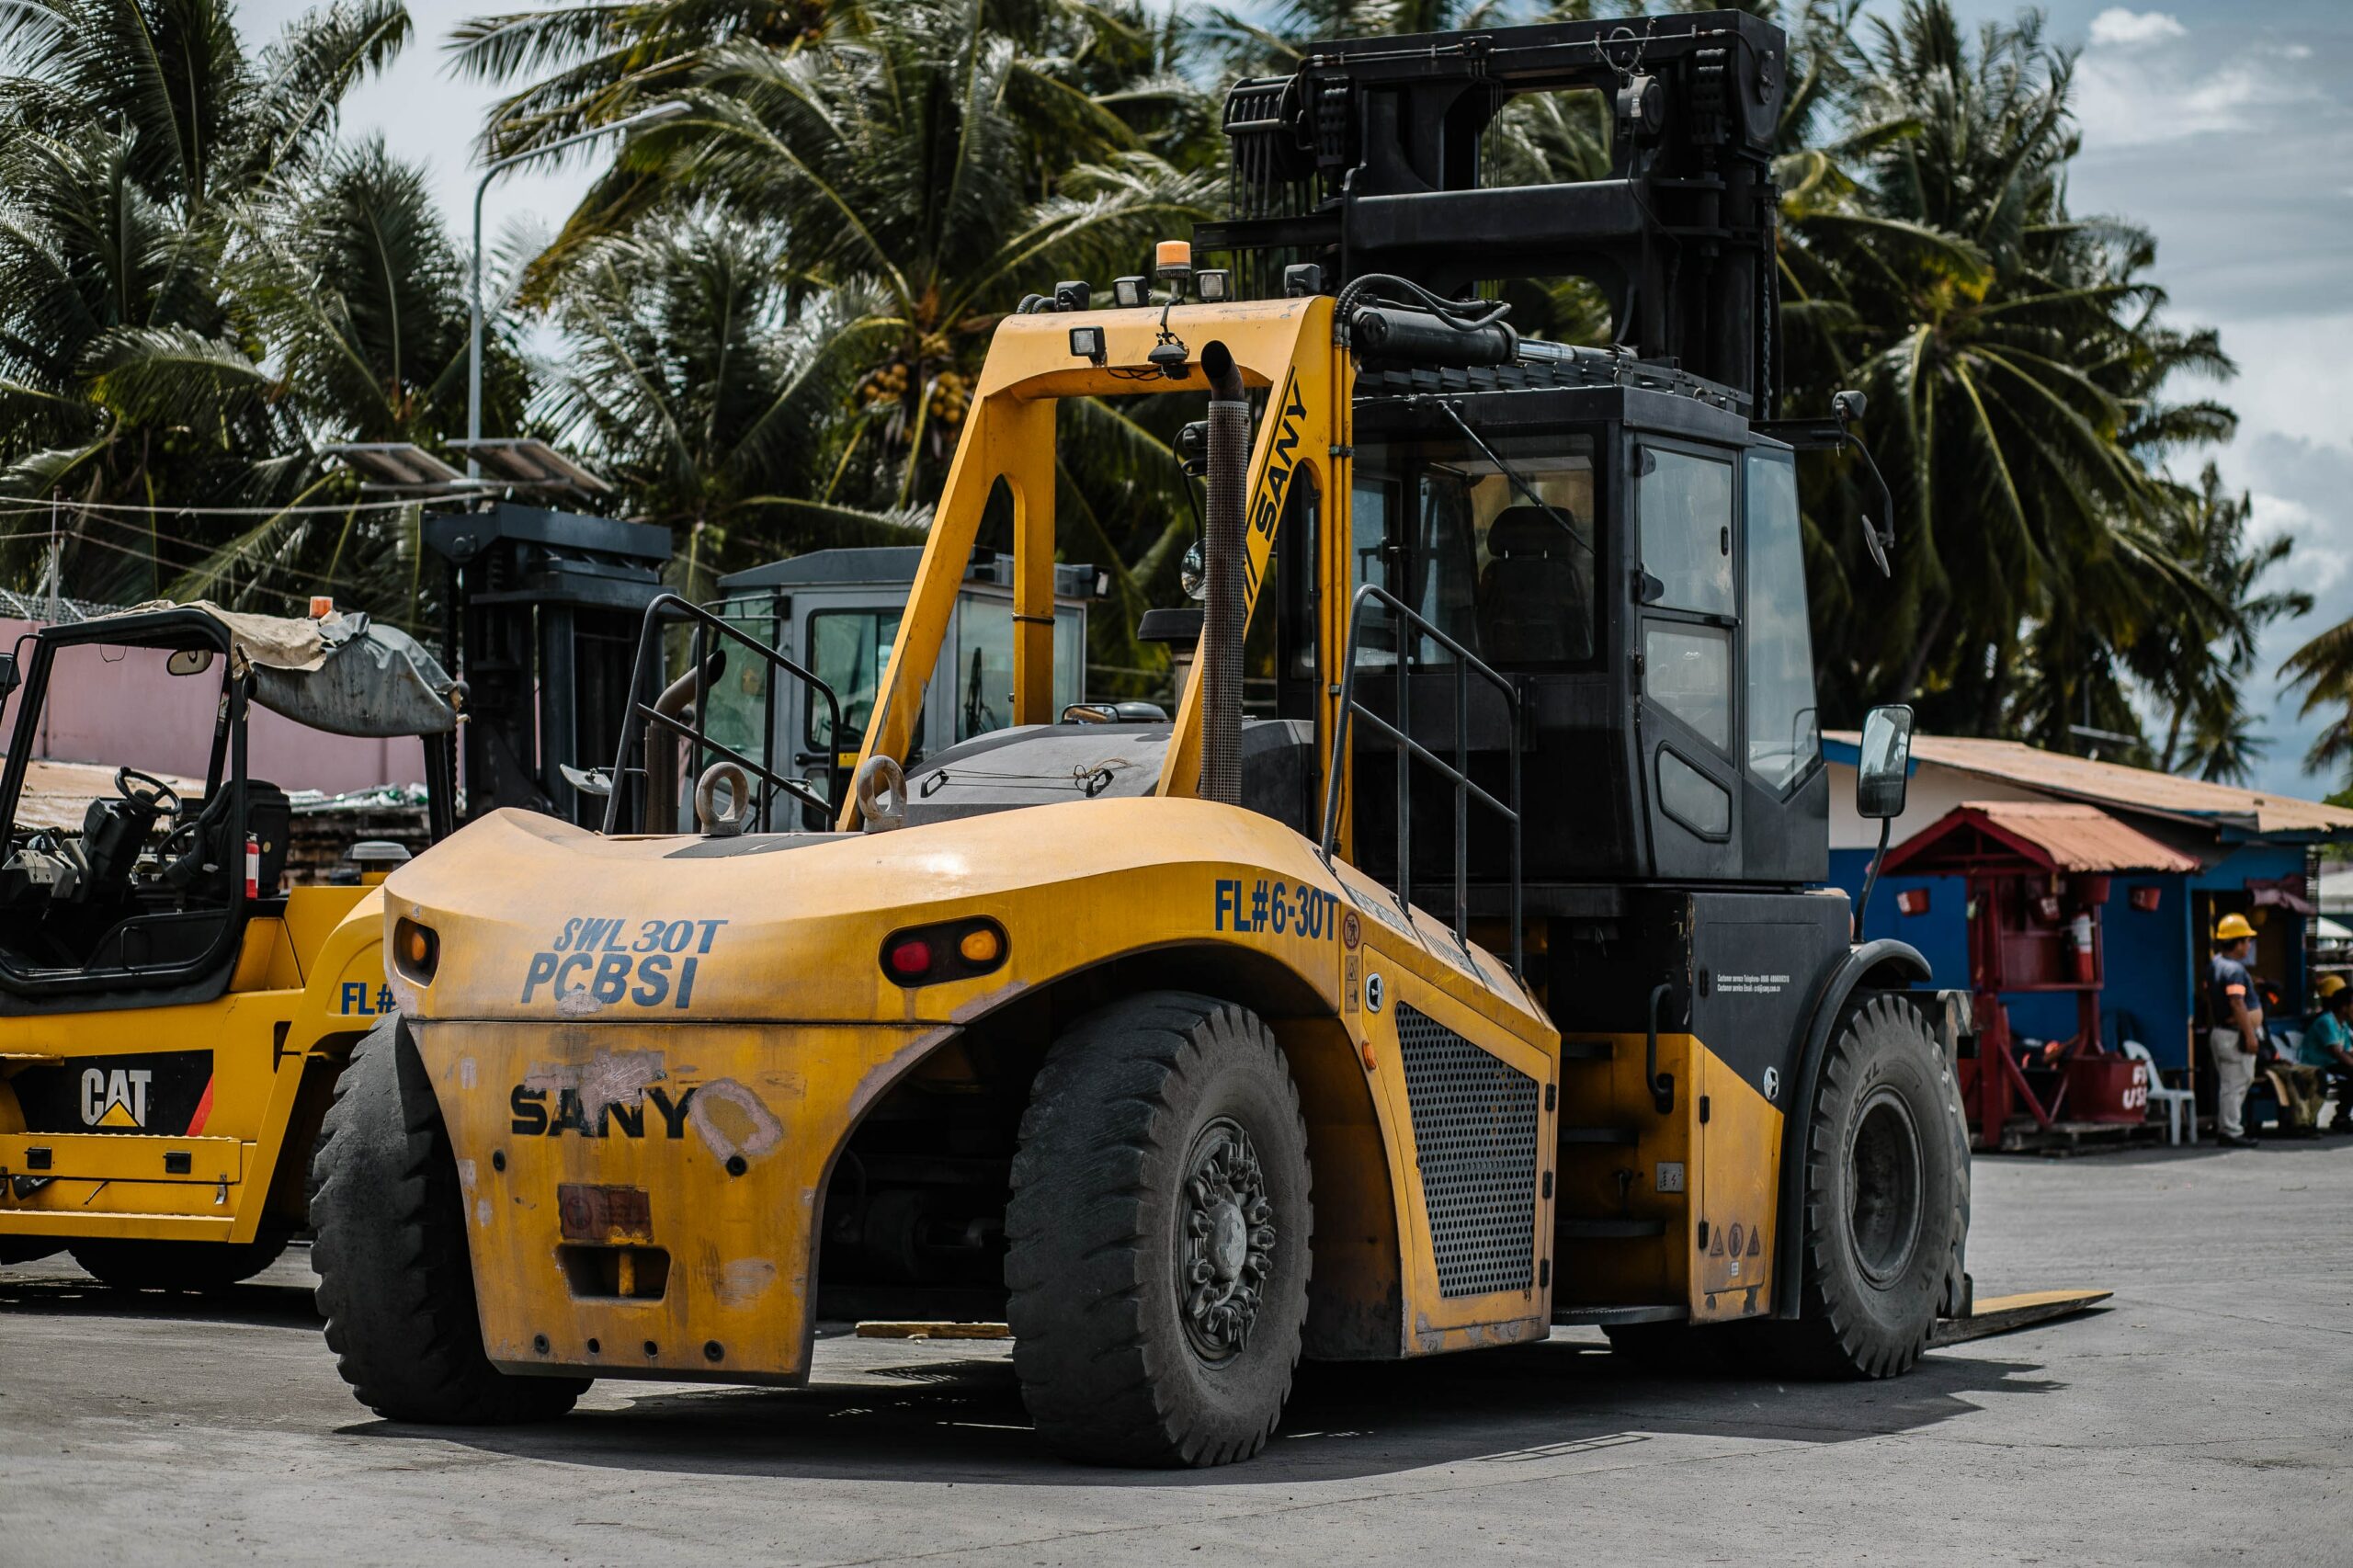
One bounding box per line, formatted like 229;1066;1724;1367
603;593;845;835
1317;582;1523;978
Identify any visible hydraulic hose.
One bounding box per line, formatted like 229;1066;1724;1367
1199;340;1249;806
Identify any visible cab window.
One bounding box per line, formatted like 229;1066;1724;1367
1351;432;1599;667
955;608;1013;742
1743;449;1818;790
806;608;900;750
701;594;775;763
1637;444;1735;753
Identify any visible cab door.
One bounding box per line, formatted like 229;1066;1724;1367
1631;437;1741;881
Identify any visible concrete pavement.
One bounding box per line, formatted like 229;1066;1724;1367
3;1138;2348;1565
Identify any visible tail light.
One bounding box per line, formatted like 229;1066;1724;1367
879;918;1006;987
392;917;439;984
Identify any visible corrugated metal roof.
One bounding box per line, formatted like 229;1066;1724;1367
1959;801;2200;873
1826;731;2353;839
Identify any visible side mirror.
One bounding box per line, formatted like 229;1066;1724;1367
1856;703;1914;819
166;649;216;677
0;653;16;700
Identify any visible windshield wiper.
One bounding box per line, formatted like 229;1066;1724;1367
1419;397;1595;561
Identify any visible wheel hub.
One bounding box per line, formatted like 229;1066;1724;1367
1847;1085;1925;1289
1179;1118;1275;1360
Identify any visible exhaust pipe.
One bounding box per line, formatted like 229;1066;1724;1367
643;650;724;831
1199;341;1248;806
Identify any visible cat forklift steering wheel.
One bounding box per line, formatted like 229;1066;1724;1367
114;767;181;818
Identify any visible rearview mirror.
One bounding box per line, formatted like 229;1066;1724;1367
166;649;215;677
1856;704;1914;820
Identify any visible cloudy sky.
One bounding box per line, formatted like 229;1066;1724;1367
233;0;2352;801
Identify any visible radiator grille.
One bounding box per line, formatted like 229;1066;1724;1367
1393;1003;1540;1298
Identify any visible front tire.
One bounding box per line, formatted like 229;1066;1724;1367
1006;991;1313;1467
309;1017;587;1424
1752;993;1968;1379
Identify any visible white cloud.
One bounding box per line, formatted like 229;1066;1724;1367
2246;494;2347;595
2075;56;2282;147
2088;9;2188;49
2201;315;2353;452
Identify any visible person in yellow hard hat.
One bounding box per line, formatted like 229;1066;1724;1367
2207;914;2264;1147
2299;973;2353;1134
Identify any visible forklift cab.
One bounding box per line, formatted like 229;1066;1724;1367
0;605;457;1010
707;548;1094;828
1291;381;1825;895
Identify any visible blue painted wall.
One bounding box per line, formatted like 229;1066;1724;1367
1827;841;2310;1072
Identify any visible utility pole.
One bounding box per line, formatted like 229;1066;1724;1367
469;103;690;478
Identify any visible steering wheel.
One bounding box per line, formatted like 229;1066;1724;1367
115;767;182;818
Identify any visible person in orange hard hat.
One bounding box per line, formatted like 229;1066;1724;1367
2208;914;2265;1147
2300;974;2353;1134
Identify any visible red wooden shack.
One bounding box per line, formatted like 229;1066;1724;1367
1879;801;2200;1148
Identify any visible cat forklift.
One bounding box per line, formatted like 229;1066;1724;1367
312;10;2074;1461
0;602;459;1289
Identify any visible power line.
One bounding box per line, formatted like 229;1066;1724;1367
16;529;422;631
19;510;433;603
0;495;430;517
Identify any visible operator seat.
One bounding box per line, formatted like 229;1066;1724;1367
1478;506;1590;664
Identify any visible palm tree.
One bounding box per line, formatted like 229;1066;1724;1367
539;209;917;599
661;0;1216;510
2122;465;2309;782
189;135;531;619
1779;0;2225;748
2281;616;2353;793
454;0;1189;296
0;0;417;607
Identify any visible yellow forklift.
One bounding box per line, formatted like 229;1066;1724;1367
0;603;459;1288
313;12;2017;1460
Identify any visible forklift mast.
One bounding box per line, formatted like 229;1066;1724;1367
422;504;673;827
1200;10;1786;410
1199;11;1824;913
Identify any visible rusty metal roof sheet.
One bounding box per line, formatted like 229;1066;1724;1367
1964;801;2198;873
1826;731;2353;840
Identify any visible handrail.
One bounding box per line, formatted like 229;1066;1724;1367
603;592;845;835
1316;582;1522;978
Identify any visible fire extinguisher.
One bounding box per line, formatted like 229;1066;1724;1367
2069;909;2096;983
244;833;261;900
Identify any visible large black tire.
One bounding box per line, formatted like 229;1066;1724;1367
1006;991;1313;1467
310;1017;587;1423
69;1237;287;1291
1749;993;1969;1379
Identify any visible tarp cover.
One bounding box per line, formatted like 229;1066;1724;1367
102;600;457;737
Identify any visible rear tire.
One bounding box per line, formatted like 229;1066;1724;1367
309;1017;587;1424
1750;993;1968;1379
69;1237;287;1292
1006;991;1312;1467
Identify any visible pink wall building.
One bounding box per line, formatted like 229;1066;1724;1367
1;618;428;796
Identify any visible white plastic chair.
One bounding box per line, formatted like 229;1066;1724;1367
2122;1040;2195;1146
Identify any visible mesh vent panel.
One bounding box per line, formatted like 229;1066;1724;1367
1393;1003;1540;1298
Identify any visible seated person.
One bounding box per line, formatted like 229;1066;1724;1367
2299;974;2353;1134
